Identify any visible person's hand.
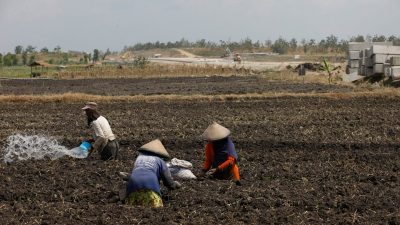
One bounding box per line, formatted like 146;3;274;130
197;169;206;177
174;181;182;189
206;168;218;177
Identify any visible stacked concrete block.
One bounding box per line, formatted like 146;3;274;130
370;45;400;55
366;68;374;77
358;50;366;76
370;47;400;78
389;67;400;80
348;42;394;76
347;42;370;74
372;54;394;64
388;56;400;80
373;64;385;74
390;56;400;66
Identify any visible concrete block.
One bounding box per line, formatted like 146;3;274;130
366;68;374;77
390;66;400;79
390;56;400;66
361;57;366;66
390;66;400;75
349;43;372;51
348;42;392;51
365;57;373;67
349;68;358;74
348;51;360;60
360;66;366;76
372;54;393;64
348;59;359;68
373;64;384;74
359;50;364;58
366;48;373;58
371;45;400;55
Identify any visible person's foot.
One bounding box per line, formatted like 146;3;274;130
235;180;242;186
117;172;130;181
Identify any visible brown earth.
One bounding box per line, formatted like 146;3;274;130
0;76;353;96
0;94;399;224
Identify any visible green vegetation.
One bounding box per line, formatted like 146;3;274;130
0;66;31;78
123;35;400;55
133;56;149;68
93;49;100;62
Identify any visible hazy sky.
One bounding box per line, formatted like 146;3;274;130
1;0;400;53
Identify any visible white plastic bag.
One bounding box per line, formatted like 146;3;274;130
167;158;197;180
66;147;89;158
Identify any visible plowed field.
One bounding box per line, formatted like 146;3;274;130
0;77;398;225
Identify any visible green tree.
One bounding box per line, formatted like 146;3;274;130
289;38;297;51
83;53;89;64
272;38;289;54
22;51;28;65
62;53;69;64
102;48;111;60
54;45;61;53
93;49;99;62
326;35;338;48
264;40;271;48
28;54;35;65
388;36;400;46
372;35;386;42
3;53;13;66
0;53;3;66
25;45;36;53
196;39;206;48
350;35;365;42
12;54;18;65
15;45;23;54
242;38;253;51
133;56;149;68
40;47;49;53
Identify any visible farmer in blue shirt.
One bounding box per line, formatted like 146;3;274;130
125;139;181;207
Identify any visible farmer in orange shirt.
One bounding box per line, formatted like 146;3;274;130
201;122;241;185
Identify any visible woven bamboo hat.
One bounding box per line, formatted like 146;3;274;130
139;139;170;159
82;102;98;110
202;122;231;141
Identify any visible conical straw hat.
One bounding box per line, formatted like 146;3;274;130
202;122;231;141
139;139;170;158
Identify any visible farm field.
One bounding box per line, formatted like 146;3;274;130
0;76;399;224
0;76;353;96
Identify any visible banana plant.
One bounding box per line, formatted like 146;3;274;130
323;58;332;84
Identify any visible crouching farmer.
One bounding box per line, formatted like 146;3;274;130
82;102;119;160
126;139;181;207
201;122;241;185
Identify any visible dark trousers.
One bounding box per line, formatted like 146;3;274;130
100;140;119;160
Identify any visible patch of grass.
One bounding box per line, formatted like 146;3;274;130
261;69;346;85
0;64;254;79
0;66;31;78
55;64;252;79
1;89;400;103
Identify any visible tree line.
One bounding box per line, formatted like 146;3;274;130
0;46;113;66
124;35;400;54
2;35;400;67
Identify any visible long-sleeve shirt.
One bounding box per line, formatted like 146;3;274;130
203;137;238;172
127;153;177;196
91;116;115;152
91;116;115;141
